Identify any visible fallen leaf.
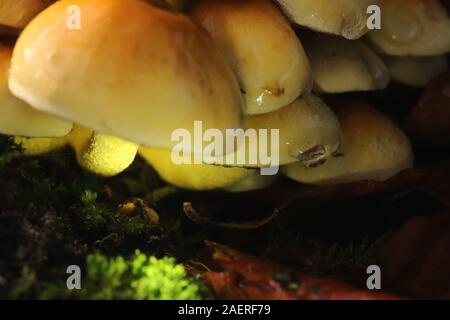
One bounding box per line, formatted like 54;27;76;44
198;241;401;300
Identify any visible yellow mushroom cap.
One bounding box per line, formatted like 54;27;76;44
203;94;342;168
275;0;378;39
0;0;53;29
191;0;312;115
139;147;254;191
0;43;72;137
282;100;413;186
303;34;390;93
9;0;243;155
367;0;450;56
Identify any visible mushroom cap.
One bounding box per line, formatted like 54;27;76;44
387;56;448;87
282;100;413;186
139;147;254;190
275;0;378;39
203;94;342;168
367;0;450;56
200;94;341;168
191;0;312;115
303;34;390;93
0;43;72;137
9;0;243;155
0;0;53;29
245;95;341;167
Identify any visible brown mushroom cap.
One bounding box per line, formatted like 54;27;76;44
9;0;243;155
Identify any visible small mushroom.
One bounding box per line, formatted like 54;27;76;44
367;0;450;56
190;0;312;115
275;0;378;39
282;100;413;186
0;43;72;138
205;94;342;168
8;0;244;157
0;0;53;29
138;147;254;191
303;34;390;93
386;56;448;87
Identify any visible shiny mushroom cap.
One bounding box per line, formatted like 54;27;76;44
8;0;244;156
191;0;312;115
202;94;342;168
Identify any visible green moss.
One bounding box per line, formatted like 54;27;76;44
0;140;206;299
80;190;107;228
36;251;212;300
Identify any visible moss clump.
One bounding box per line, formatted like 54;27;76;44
36;251;212;300
0;134;210;299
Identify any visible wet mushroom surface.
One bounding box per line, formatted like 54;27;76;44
0;0;450;301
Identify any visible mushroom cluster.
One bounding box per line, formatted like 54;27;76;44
1;0;449;191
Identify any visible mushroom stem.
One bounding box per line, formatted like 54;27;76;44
13;136;67;156
139;147;254;191
67;126;139;177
